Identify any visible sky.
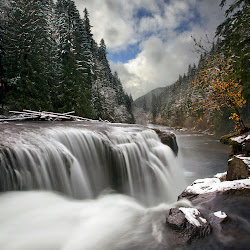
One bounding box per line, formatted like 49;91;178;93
74;0;229;100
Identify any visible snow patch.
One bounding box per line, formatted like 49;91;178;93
235;155;250;168
179;207;206;227
185;174;250;195
231;134;249;143
214;172;227;179
214;211;227;219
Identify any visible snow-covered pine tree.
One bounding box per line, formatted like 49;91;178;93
3;0;53;110
55;0;93;117
92;38;134;123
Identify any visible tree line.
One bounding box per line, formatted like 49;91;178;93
0;0;134;123
135;0;249;134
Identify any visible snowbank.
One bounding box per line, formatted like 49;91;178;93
183;173;250;195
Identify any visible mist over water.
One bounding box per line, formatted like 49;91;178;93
0;190;195;250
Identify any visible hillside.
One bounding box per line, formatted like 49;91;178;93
133;87;165;111
0;0;134;123
133;51;249;135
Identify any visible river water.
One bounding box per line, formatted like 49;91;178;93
149;125;230;184
0;122;235;250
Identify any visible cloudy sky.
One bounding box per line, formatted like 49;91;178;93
74;0;229;100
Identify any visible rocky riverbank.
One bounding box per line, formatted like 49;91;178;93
164;130;250;249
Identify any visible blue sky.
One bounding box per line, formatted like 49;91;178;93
74;0;230;99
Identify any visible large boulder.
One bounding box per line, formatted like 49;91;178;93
178;173;250;203
221;131;250;181
227;155;250;180
152;128;178;156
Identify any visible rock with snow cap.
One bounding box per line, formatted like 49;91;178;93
221;131;250;157
227;155;250;181
178;173;250;204
165;207;211;247
208;211;228;233
174;173;250;248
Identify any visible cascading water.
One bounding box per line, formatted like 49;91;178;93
0;122;185;205
0;122;187;250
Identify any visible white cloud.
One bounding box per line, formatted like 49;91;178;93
74;0;229;99
111;33;197;99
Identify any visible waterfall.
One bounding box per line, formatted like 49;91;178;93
0;122;185;206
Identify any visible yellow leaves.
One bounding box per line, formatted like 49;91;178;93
229;113;240;121
190;52;245;130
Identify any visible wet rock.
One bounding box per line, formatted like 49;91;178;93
165;207;211;247
178;173;250;201
152;129;178;156
227;156;250;181
175;170;250;249
208;211;228;233
220;131;250;157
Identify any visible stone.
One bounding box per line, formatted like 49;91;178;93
227;156;249;181
152;128;179;156
165;207;211;248
208;211;228;233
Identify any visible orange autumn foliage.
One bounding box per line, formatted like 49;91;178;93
190;53;246;129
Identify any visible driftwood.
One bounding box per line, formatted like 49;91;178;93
0;110;91;122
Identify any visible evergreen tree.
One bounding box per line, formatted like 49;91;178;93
151;94;158;122
1;0;133;123
216;0;250;100
55;0;93;117
3;0;53;110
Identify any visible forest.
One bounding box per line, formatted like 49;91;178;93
134;0;249;135
0;0;134;123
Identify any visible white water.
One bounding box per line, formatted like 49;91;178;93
0;122;188;249
0;191;192;250
0;123;185;205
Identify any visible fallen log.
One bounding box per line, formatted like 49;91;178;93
0;110;89;122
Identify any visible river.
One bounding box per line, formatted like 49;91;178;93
149;125;230;184
0;122;237;250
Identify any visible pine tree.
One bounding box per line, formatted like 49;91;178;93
151;94;158;122
216;0;250;100
3;0;53;110
55;0;93;117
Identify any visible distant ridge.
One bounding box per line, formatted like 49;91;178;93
133;87;165;110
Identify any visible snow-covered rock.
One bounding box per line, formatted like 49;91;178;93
180;173;250;197
165;207;211;247
213;211;227;219
208;211;228;233
173;172;250;248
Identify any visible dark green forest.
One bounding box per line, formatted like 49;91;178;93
0;0;134;123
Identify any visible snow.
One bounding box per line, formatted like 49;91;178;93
231;134;249;143
214;211;227;219
184;173;250;195
214;172;227;179
235;155;250;168
199;217;207;224
179;207;207;227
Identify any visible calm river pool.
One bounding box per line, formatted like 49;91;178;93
149;125;230;184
